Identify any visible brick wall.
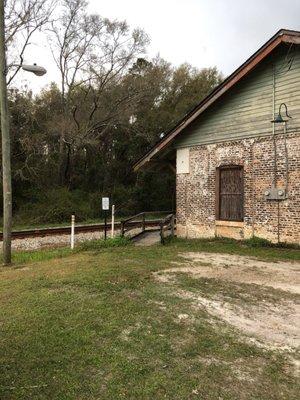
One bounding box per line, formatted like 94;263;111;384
176;133;300;244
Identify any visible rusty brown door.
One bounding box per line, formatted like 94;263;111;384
218;166;244;221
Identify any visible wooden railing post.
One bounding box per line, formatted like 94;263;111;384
170;214;175;237
160;221;164;245
142;212;145;233
121;220;125;237
159;213;175;244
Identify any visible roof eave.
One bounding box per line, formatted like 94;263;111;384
133;30;300;172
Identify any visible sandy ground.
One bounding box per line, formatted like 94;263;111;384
154;252;300;352
170;252;300;294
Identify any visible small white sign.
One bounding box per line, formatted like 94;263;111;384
102;197;110;210
176;148;190;174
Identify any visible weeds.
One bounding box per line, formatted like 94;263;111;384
78;235;131;251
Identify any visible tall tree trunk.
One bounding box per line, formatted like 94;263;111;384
0;0;12;265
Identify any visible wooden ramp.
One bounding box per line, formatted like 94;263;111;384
121;212;175;246
132;230;161;246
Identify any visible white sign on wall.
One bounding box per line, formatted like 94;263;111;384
176;148;190;174
102;197;110;210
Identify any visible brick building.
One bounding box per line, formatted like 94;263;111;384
134;30;300;245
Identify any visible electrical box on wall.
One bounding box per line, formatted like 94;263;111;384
176;148;190;174
264;187;287;201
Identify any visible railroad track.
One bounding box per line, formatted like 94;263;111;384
0;219;162;241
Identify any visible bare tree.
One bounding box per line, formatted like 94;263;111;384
5;0;56;84
49;0;149;184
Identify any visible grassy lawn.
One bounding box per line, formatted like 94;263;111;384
0;238;299;399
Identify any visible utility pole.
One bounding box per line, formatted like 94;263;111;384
0;0;12;265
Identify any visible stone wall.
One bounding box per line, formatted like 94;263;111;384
176;132;300;244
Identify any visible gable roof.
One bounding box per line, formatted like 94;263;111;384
134;29;300;171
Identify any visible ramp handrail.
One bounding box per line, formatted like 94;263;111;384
121;211;173;238
121;212;145;236
159;213;175;244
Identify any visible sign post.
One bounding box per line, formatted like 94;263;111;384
111;205;115;238
70;214;75;249
102;197;110;240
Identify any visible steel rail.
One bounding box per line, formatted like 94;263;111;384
0;219;163;240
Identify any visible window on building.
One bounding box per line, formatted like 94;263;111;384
216;166;244;221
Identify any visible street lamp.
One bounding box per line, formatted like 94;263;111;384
19;63;47;76
0;1;46;265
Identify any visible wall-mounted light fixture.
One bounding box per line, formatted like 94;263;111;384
271;102;292;123
266;102;291;201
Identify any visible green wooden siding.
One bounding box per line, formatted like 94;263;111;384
175;45;300;148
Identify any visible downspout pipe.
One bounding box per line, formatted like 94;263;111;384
272;64;277;188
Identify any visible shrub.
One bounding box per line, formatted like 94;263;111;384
15;188;92;224
78;236;131;251
245;236;273;248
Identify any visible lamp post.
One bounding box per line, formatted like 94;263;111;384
0;0;46;265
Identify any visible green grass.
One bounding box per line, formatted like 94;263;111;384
165;236;300;261
175;273;298;306
11;247;73;265
8;236;300;266
9;236;131;265
0;239;299;399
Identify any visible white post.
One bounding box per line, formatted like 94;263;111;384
111;205;115;238
71;214;75;249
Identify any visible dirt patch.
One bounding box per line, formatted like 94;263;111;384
168;252;300;294
176;289;299;351
154;251;300;353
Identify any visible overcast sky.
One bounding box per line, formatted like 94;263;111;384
15;0;300;92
